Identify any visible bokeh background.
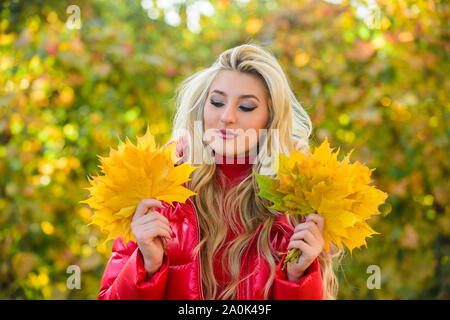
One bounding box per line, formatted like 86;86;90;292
1;0;448;299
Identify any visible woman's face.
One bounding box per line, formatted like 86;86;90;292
203;70;270;158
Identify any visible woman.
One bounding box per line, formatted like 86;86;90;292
98;43;342;300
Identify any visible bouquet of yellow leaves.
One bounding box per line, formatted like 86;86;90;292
255;137;388;267
80;127;199;245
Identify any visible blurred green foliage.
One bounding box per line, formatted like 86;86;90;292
0;0;448;299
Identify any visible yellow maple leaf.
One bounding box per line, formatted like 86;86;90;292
256;136;388;255
80;126;199;245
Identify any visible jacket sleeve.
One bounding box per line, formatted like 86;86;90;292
98;237;169;300
272;255;323;300
271;217;323;300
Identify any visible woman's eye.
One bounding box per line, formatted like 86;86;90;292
210;100;224;107
210;100;256;112
239;106;256;112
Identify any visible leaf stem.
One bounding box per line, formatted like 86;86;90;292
280;248;302;270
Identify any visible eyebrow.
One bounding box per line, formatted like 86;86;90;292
211;89;260;102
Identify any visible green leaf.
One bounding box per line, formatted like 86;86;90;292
254;171;288;211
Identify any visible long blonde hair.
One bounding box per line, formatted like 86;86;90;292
171;42;342;299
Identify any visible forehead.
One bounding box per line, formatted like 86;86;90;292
209;70;267;100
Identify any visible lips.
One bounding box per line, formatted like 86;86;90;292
217;129;236;139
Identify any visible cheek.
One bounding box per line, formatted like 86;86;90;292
203;105;217;128
203;105;220;144
247;110;269;135
241;116;268;149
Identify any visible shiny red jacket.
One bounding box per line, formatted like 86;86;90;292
98;197;323;300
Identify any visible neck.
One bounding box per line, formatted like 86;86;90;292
214;152;256;186
214;151;257;165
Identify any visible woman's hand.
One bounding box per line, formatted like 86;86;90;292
285;214;325;282
131;199;174;277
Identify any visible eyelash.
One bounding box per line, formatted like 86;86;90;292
210;100;256;112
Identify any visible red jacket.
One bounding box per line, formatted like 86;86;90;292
98;197;323;300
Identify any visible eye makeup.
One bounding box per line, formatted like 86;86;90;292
209;98;257;112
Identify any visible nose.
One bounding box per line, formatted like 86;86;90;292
220;103;237;125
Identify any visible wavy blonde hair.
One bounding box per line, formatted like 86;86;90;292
171;42;343;300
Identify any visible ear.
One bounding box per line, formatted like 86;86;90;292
292;137;308;153
175;134;190;165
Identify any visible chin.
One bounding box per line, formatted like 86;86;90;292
211;142;257;158
210;143;236;156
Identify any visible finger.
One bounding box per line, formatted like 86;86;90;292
135;227;172;245
133;222;172;242
290;229;319;247
287;239;313;254
132;199;165;221
292;229;322;251
136;219;174;239
143;226;173;241
135;212;173;233
293;222;325;250
134;211;170;227
139;219;174;238
305;214;324;234
294;221;321;238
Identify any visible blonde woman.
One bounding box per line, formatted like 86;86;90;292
98;43;342;300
